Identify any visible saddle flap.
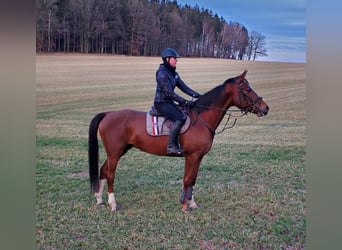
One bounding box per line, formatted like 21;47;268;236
146;111;191;136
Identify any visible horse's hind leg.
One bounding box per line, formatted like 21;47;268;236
94;157;119;211
94;160;108;205
103;156;119;211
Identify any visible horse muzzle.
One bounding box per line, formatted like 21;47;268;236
256;103;269;117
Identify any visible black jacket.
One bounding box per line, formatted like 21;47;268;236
153;63;200;104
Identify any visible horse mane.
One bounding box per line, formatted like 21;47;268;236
194;77;235;114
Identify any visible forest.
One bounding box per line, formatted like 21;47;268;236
36;0;268;60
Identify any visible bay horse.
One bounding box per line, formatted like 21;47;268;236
88;70;269;212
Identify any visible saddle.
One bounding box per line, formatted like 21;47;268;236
146;106;191;136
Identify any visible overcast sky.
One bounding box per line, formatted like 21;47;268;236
177;0;306;63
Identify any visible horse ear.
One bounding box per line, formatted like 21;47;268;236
237;70;248;82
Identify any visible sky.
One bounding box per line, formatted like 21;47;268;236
176;0;306;63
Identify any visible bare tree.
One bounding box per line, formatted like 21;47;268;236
236;25;248;60
104;0;126;54
169;8;185;51
247;31;268;61
218;22;234;58
36;0;59;52
200;10;216;57
141;1;161;56
68;0;95;53
127;0;146;55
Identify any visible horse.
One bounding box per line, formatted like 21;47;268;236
88;70;269;212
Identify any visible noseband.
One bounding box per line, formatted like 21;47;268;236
237;79;263;114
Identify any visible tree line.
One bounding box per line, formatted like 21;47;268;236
36;0;267;60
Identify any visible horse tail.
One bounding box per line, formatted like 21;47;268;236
88;112;106;193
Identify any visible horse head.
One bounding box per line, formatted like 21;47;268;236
232;70;269;117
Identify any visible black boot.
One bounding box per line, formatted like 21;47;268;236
167;120;184;155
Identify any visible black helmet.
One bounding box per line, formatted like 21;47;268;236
161;48;181;59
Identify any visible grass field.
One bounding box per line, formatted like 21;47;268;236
36;54;306;249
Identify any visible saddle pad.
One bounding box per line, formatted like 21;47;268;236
146;112;191;136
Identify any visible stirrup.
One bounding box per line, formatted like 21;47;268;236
167;145;184;155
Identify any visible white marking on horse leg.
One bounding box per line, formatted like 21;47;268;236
189;195;198;209
108;192;117;211
94;179;105;205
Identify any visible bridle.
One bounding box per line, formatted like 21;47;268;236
237;79;263;115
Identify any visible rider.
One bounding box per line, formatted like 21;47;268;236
153;48;201;155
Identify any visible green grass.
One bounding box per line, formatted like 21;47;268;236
36;141;305;249
36;55;306;249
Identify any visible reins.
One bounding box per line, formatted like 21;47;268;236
191;104;250;114
189;104;247;137
215;112;238;135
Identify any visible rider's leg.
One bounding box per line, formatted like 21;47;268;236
154;102;186;155
167;119;185;154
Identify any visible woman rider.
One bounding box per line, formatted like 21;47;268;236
153;48;201;155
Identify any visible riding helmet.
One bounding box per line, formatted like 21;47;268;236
161;48;181;59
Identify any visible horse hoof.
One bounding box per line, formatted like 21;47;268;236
109;204;117;212
110;203;121;212
181;204;190;213
96;202;105;206
189;201;199;209
189;203;198;209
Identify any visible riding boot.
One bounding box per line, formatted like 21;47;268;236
167;120;184;155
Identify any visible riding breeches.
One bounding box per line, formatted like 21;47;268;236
154;102;186;124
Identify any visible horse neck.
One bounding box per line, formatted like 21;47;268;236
196;91;235;132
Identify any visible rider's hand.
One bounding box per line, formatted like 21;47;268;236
185;100;195;107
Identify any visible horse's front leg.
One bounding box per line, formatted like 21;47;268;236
180;155;203;212
180;186;199;212
189;194;199;209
